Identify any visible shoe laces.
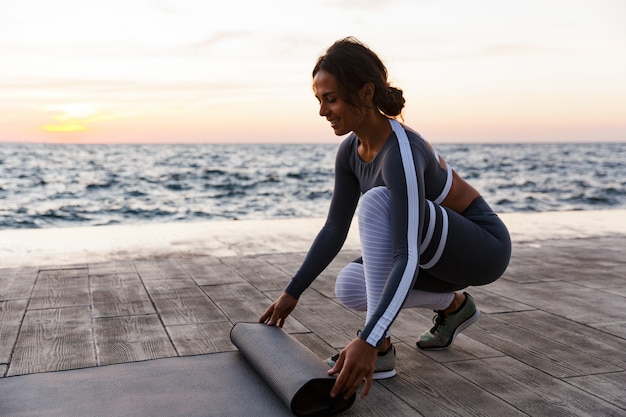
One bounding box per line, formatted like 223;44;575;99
429;310;446;334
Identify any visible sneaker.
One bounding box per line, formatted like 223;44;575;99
416;292;480;351
324;344;397;380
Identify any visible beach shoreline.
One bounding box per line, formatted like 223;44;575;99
1;209;625;268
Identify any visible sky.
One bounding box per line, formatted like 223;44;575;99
1;0;624;144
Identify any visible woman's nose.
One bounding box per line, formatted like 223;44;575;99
318;102;328;117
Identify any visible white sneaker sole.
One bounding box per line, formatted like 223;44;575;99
373;369;396;380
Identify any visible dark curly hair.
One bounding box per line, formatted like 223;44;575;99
312;37;405;117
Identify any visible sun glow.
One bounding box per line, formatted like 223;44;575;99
44;123;87;132
42;103;96;133
41;103;142;136
1;0;623;144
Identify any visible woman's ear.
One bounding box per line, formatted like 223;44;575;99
360;82;375;105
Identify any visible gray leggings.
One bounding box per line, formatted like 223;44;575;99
335;188;511;320
415;195;512;292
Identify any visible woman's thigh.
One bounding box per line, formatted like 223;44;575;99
415;198;511;291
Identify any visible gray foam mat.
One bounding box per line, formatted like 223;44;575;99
0;323;354;417
1;352;292;417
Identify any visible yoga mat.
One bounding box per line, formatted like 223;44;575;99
231;322;355;416
0;323;355;417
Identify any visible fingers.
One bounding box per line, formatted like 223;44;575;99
328;339;377;400
258;304;286;327
259;293;298;326
258;305;273;324
270;309;284;327
329;352;365;400
331;365;364;400
360;373;373;400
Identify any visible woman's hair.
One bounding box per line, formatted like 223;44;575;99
312;37;405;117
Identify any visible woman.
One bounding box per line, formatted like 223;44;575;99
259;37;511;401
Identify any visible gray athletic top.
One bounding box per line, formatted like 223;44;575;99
284;119;453;348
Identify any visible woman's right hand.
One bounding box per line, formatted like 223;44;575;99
258;292;298;328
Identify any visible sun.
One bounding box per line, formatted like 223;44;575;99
42;104;139;135
43;123;87;132
42;103;98;133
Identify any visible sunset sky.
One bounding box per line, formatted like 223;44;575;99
1;0;624;144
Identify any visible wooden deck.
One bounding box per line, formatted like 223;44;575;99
1;236;625;416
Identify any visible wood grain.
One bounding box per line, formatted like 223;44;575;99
1;236;624;416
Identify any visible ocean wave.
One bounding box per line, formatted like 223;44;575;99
1;142;624;229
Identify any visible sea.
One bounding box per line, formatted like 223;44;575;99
1;142;624;230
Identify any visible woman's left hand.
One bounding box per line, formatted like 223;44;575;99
328;337;378;400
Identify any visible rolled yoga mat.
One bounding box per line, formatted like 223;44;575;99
0;322;355;417
230;322;356;416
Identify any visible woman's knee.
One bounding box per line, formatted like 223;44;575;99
335;262;367;311
359;186;390;221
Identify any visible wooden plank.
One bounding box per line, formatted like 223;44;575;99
466;286;536;314
177;256;246;286
308;268;340;300
0;267;38;301
591;321;626;339
603;286;626;297
91;273;155;318
565;371;626;410
291;332;338;361
167;321;236;356
484;279;626;325
278;288;365;349
499;244;561;284
133;258;190;280
263;251;305;274
465;314;622;378
500;310;626;369
29;268;89;309
339;382;423;417
0;300;28;363
143;280;226;325
203;282;309;333
502;237;626;288
220;255;288;291
203;282;277;324
448;356;625;416
93;314;177;366
8;306;95;376
88;260;137;276
380;342;526;416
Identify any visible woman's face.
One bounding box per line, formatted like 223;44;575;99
313;70;366;136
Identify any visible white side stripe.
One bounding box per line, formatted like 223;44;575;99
421;205;448;269
366;119;420;346
420;200;436;255
434;164;453;205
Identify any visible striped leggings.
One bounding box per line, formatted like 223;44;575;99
335;186;511;335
